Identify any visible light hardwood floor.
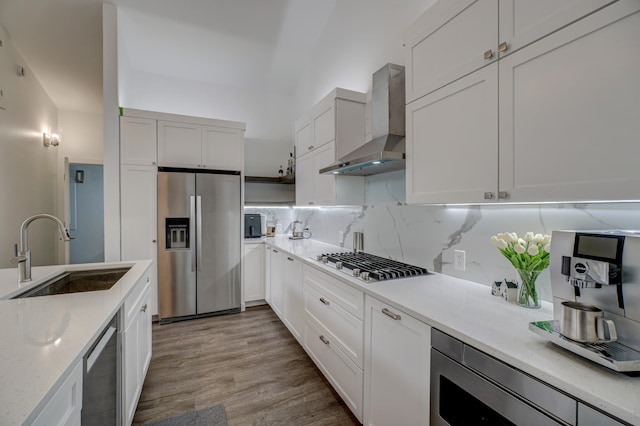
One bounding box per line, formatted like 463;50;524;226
133;305;361;425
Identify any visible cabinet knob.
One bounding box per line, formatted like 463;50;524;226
484;192;494;200
146;276;150;283
152;240;157;243
202;165;206;168
483;49;493;60
498;191;510;200
382;307;401;321
152;161;157;165
308;201;314;205
498;42;508;53
308;145;314;150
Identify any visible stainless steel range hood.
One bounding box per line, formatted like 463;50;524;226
320;63;405;176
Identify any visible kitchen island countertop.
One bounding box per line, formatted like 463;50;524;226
0;259;152;425
263;235;640;425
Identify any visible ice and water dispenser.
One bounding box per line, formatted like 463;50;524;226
165;218;190;250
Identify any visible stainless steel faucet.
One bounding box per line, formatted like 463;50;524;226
11;214;72;283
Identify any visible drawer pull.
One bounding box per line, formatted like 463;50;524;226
319;335;330;345
498;42;508;53
498;191;510;199
483;49;493;60
287;257;294;261
319;297;330;306
140;304;148;313
382;307;401;321
146;277;150;283
273;249;278;253
308;145;314;150
484;191;494;200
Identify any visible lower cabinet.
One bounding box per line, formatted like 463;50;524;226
364;295;431;426
243;242;266;306
31;361;83;426
264;244;272;304
122;274;152;426
303;265;364;421
269;247;285;317
283;254;304;343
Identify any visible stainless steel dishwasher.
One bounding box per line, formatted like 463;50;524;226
82;314;120;425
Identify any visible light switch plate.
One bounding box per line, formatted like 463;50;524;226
454;250;466;271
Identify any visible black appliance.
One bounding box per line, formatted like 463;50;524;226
315;251;428;282
244;214;262;238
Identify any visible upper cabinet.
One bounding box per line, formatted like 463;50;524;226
295;88;366;159
294;89;366;206
404;0;617;103
158;121;244;171
120;116;157;166
406;0;640;204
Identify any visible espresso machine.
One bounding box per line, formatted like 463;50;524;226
529;230;640;372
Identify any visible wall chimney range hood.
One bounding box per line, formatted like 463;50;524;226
320;63;405;176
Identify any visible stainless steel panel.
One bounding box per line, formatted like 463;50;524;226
578;403;626;426
430;350;560;426
195;173;241;314
463;345;576;424
431;328;463;363
157;171;197;320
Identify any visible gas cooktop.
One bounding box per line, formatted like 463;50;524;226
315;251;429;282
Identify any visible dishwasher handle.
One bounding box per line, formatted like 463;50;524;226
86;325;117;373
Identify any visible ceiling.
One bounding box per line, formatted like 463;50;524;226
0;0;337;114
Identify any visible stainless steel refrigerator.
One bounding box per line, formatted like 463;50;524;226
157;168;241;323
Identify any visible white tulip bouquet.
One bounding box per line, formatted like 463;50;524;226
490;232;551;308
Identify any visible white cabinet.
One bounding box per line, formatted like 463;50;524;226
283;254;304;343
158;121;244;171
264;244;272;304
120;116;157;166
31;361;82;426
269;247;285;318
498;2;640;202
363;295;431;426
295;88;366;158
121;165;158;316
406;0;640;204
244;242;266;305
303;265;364;421
295;141;364;206
122;274;152;426
404;0;616;103
407;64;498;204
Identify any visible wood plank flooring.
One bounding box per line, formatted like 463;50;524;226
133;305;361;426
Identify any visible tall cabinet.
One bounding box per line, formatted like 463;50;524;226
120;109;246;317
405;0;640;204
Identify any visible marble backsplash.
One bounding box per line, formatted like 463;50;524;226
245;172;640;302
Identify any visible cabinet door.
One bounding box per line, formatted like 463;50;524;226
269;248;285;318
313;141;337;206
283;255;304;343
364;296;431;426
335;98;367;160
404;0;497;103
498;0;617;57
313;99;335;148
499;2;640;202
121;165;158;316
244;243;265;302
157;121;202;168
295;152;314;206
123;314;140;426
31;361;83;426
201;125;243;171
120;116;157;165
264;245;271;303
407;63;498;204
138;288;152;380
295;118;314;157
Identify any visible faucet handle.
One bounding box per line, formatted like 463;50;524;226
10;244;26;265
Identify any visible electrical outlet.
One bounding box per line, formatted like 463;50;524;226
454;250;466;271
338;231;344;244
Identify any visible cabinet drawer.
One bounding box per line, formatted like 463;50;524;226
305;283;363;368
32;361;82;426
303;265;364;320
124;273;151;328
304;318;363;422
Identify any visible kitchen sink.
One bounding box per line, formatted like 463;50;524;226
12;267;131;299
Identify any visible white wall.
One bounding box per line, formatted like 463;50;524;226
0;24;59;268
292;0;436;114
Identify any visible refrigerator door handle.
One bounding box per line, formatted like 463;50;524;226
196;195;203;271
190;195;196;272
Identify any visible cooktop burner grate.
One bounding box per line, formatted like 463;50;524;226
316;251;428;281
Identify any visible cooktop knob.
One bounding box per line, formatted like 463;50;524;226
316;254;323;261
321;256;328;264
336;261;343;270
360;271;370;281
352;268;361;277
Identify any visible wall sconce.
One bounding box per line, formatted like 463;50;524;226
43;127;62;147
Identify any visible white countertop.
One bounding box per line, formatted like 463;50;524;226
0;259;152;425
263;236;640;425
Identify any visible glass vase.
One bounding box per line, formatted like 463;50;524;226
516;268;543;309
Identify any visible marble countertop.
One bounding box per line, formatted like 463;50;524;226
0;259;152;425
263;236;640;425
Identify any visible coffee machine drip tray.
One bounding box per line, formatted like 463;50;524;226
529;320;640;372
